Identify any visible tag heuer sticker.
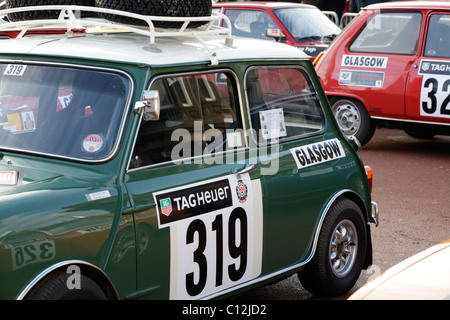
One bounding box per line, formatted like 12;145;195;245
160;198;173;216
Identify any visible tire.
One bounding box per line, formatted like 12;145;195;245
298;198;367;297
94;0;212;28
25;271;107;300
329;97;375;146
6;0;95;22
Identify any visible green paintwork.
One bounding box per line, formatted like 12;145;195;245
0;40;373;300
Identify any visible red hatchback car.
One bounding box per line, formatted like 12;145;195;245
315;1;450;145
212;1;341;58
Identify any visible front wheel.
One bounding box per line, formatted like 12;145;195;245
330;97;375;146
298;198;367;297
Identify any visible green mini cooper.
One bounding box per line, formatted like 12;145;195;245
0;2;378;300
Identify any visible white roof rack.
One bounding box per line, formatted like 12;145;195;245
0;5;234;63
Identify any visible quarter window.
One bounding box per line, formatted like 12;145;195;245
350;12;422;55
245;67;324;144
131;71;241;168
424;14;450;58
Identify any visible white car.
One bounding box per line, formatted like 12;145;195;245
349;240;450;300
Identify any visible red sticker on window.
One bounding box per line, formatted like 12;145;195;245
82;134;104;153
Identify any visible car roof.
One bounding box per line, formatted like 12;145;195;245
364;0;450;11
213;1;315;10
0;33;307;66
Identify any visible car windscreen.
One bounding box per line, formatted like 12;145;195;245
274;7;341;42
0;64;130;161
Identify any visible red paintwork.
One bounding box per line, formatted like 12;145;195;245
213;2;338;58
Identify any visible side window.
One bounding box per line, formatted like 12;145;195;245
131;71;241;168
350;12;422;55
424;14;450;58
223;9;277;39
245;67;324;144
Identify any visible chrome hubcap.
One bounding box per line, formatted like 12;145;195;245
329;220;358;278
332;102;361;136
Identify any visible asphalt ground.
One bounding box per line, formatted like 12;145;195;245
239;127;450;300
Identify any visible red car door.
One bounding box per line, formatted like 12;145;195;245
405;11;450;124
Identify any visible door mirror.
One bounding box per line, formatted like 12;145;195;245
134;90;160;121
266;28;282;40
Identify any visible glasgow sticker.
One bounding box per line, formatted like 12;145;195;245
341;55;388;69
290;138;345;169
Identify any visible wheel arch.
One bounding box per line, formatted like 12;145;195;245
313;190;372;268
327;94;367;107
17;260;119;300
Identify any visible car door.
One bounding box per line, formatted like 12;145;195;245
345;10;423;117
244;66;347;270
405;11;450;123
124;70;265;299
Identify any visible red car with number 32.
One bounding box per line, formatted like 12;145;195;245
315;1;450;145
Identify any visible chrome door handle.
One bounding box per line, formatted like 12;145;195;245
231;164;255;178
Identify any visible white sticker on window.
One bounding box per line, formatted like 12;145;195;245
3;64;27;76
82;134;104;153
259;109;287;140
21;111;36;130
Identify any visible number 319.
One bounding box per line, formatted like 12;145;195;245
185;208;248;297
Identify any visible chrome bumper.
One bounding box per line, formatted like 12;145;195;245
371;201;379;227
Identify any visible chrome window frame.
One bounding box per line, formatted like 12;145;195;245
244;65;326;147
126;68;246;173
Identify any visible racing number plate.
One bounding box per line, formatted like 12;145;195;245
419;59;450;118
154;174;263;299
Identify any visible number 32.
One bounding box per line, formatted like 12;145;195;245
422;77;450;115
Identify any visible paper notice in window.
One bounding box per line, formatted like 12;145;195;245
259;109;287;140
